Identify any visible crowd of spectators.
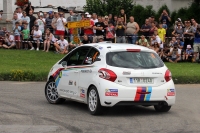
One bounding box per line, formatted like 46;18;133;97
0;1;200;63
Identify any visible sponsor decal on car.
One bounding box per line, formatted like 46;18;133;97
134;87;152;101
74;81;76;86
80;88;85;98
69;80;73;85
167;89;175;96
105;89;118;96
123;71;131;75
81;69;92;73
60;89;77;95
98;46;103;50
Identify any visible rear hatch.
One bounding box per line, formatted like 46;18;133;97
106;49;167;87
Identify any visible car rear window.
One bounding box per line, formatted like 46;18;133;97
106;51;164;69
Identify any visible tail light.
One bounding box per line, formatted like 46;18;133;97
165;69;172;82
98;68;117;82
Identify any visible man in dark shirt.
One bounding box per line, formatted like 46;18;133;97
45;11;54;33
93;17;105;43
140;19;151;38
115;17;126;43
29;10;36;33
159;9;171;26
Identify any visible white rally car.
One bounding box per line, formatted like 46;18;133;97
45;43;176;115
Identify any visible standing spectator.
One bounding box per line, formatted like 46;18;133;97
183;20;195;50
51;12;59;34
126;16;140;44
67;10;74;42
159;9;171;26
16;7;23;19
13;22;21;49
108;14;114;24
140;19;151;38
158;23;166;43
115;17;126;43
113;15;118;26
6;14;21;29
21;11;30;30
30;25;42;51
54;35;69;54
43;28;57;52
172;23;184;39
162;20;168;30
45;11;54;33
0;10;3;20
119;9;126;24
149;22;158;37
84;14;94;43
91;13;98;35
36;13;46;33
21;24;29;50
43;12;48;19
29;10;36;32
106;21;115;42
2;31;15;49
67;10;74;22
55;12;66;36
191;19;198;32
193;24;200;62
93;17;105;43
23;1;34;16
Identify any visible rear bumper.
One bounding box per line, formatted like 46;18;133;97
98;79;176;107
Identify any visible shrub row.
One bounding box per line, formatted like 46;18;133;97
0;70;47;81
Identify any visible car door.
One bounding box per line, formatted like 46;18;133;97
77;48;100;101
57;46;91;99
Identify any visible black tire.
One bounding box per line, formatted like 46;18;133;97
45;79;65;104
87;86;103;115
154;105;171;112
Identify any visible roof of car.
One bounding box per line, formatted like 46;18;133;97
84;43;154;52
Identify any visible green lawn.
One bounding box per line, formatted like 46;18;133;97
0;49;200;83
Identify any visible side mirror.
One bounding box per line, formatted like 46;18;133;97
95;58;101;62
61;61;67;68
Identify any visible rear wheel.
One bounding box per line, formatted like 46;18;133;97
154;105;171;112
87;86;103;115
45;79;65;104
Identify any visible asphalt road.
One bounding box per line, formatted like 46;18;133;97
0;82;200;133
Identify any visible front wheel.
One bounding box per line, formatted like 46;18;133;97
154;105;171;112
45;79;65;104
87;86;103;115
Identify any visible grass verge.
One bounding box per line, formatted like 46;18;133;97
0;49;200;84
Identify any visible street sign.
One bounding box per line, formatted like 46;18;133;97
67;20;91;29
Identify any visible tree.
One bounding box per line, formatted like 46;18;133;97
84;0;134;17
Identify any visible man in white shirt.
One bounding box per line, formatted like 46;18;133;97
36;13;46;33
54;35;69;54
55;12;66;36
151;34;162;48
91;13;98;34
2;31;15;49
30;25;42;51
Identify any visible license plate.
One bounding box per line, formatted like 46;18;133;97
130;78;153;84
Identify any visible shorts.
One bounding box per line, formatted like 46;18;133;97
55;30;65;36
193;43;200;53
15;36;21;42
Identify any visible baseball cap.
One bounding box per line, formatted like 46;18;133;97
85;12;89;15
48;11;53;14
86;14;91;18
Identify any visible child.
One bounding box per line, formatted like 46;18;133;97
158;23;166;43
21;24;29;50
13;22;21;49
120;9;126;24
183;45;194;61
106;21;115;42
162;20;168;30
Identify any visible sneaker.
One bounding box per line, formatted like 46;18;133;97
36;48;39;51
30;47;35;50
